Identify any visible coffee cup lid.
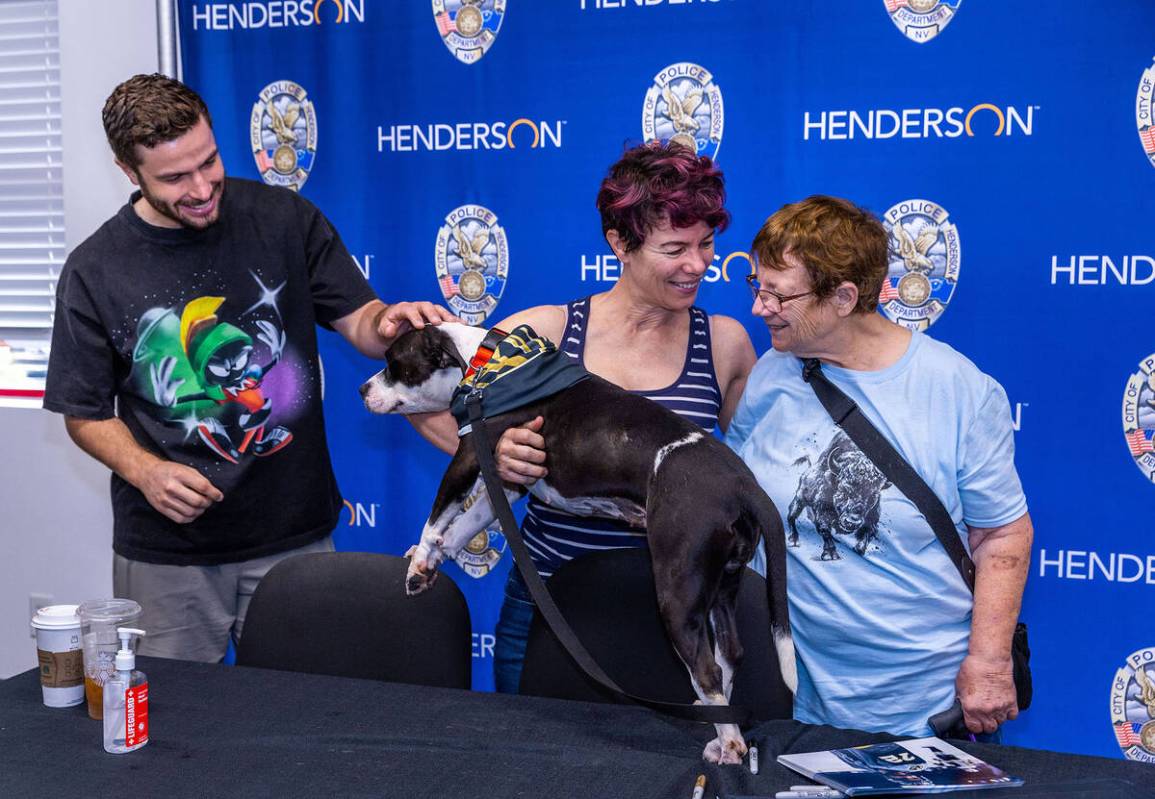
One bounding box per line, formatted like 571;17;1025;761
77;598;142;623
30;604;81;630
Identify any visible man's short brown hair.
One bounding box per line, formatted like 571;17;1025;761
102;74;212;168
751;195;889;314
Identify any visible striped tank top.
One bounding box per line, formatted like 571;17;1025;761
521;297;722;579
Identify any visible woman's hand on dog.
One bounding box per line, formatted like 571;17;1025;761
495;416;548;485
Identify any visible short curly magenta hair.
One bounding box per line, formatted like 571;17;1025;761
596;141;729;253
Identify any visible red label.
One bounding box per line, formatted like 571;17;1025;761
125;683;149;747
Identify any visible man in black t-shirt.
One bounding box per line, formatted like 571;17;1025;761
43;74;454;662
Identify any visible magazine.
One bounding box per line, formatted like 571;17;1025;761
777;736;1024;796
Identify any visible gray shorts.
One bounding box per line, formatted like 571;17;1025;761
113;536;335;663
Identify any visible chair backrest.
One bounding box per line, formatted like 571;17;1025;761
236;552;472;689
518;548;792;721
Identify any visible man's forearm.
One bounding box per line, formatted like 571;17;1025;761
332;299;390;359
967;513;1033;659
64;416;160;489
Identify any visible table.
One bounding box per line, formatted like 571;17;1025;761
2;658;1152;798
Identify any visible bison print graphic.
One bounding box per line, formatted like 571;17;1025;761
788;430;892;560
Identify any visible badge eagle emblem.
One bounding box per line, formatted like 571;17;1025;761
879;199;961;331
433;0;506;65
250;81;317;192
435;205;509;325
1121;353;1155;483
1111;647;1155;763
642;62;724;160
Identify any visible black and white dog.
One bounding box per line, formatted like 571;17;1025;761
360;322;795;764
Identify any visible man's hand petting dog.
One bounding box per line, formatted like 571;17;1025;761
495;416;548;485
375;301;459;347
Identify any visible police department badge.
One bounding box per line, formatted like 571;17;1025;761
879;199;961;331
453;530;507;579
435;204;509;325
1121;353;1155;483
250;81;317;192
642;62;724;160
432;0;505;65
1136;58;1155;168
884;0;961;44
1110;647;1155;763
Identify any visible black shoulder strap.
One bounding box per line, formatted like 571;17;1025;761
801;358;976;592
465;391;751;725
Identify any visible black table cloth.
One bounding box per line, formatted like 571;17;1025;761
1;657;1152;798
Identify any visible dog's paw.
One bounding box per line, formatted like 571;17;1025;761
404;556;440;596
702;735;746;765
405;568;439;596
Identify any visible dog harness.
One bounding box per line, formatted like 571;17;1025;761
449;324;591;435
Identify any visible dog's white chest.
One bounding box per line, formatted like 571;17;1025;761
529;481;647;527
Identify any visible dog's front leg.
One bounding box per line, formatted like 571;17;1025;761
407;472;523;596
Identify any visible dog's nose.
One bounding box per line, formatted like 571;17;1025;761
358;382;370;398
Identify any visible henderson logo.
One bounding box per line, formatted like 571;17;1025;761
1038;549;1155;585
190;0;365;30
377;119;565;152
579;250;749;283
803;103;1037;140
1050;255;1155;286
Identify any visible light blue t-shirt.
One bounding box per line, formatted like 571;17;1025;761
725;331;1028;736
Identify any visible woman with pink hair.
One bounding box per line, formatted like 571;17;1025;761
482;141;757;692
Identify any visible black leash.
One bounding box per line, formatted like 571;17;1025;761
465;389;752;725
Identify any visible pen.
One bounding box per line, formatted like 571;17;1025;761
691;773;706;799
774;791;843;799
748;739;759;775
790;787;838;793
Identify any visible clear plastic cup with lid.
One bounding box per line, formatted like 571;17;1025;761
78;599;142;720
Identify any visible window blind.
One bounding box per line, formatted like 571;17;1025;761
0;0;60;400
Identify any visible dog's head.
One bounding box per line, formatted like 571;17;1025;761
360;322;484;415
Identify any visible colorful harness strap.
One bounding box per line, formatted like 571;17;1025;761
450;324;590;435
463;326;508;381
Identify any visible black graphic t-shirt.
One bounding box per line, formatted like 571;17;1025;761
44;178;378;565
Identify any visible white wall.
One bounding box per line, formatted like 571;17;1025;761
0;0;159;678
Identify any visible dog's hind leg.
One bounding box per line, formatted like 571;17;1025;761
651;518;747;765
709;574;743;702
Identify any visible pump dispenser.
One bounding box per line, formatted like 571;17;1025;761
102;627;148;754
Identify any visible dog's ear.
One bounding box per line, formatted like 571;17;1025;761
422;330;461;372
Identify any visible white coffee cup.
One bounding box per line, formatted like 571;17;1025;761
31;604;84;708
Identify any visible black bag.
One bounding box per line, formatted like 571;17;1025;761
1012;622;1031;710
801;358;1032;713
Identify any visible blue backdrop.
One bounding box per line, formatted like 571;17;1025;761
178;0;1155;761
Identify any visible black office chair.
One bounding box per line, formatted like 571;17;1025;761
518;548;792;721
236;551;472;689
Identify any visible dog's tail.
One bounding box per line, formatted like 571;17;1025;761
743;491;798;695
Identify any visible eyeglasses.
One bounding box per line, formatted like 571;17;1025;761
745;274;815;310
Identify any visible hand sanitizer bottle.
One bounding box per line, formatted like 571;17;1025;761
103;628;148;754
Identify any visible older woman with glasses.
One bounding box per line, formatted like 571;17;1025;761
726;195;1033;738
455;141;759;693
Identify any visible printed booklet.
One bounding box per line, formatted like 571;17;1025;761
777;737;1024;796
